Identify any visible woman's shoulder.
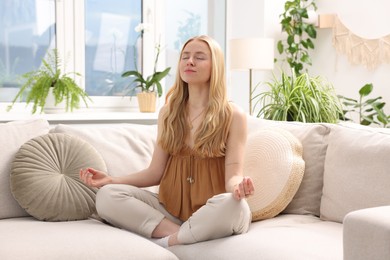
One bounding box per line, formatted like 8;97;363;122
225;102;247;145
228;102;247;122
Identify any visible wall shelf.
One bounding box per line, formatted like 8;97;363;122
318;14;335;29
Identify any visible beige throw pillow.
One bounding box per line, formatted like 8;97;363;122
320;123;390;223
244;128;305;221
10;133;107;221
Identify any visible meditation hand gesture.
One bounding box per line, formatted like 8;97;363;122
79;168;111;188
233;176;255;200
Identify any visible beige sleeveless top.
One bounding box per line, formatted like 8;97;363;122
158;145;226;221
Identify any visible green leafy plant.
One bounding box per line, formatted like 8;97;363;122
377;109;390;128
277;0;317;75
7;49;90;114
121;23;171;98
253;71;343;123
339;83;387;126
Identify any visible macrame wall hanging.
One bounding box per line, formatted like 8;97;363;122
332;15;390;70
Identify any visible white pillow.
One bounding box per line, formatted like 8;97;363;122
51;124;158;192
244;128;305;221
321;123;390;223
0;119;50;219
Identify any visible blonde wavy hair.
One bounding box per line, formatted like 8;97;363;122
159;35;232;157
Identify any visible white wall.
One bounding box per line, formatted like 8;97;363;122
226;0;267;114
227;0;390;115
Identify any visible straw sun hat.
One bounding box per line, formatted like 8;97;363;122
244;128;305;221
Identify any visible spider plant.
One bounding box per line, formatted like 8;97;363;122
253;71;343;123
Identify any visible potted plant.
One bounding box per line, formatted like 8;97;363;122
7;49;90;114
339;83;388;126
277;0;317;75
253;0;343;123
121;23;171;113
253;71;343;123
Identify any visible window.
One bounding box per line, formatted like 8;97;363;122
84;0;141;97
1;0;226;113
164;0;226;94
0;0;55;102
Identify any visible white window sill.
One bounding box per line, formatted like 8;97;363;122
0;111;158;125
0;101;159;125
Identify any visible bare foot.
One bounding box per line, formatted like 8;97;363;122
168;232;180;246
152;218;180;238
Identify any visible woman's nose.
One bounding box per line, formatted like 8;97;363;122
186;57;194;65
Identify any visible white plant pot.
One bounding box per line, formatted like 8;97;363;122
44;88;66;114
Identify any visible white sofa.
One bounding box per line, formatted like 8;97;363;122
1;116;389;260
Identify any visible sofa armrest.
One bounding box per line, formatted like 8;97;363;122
343;206;390;260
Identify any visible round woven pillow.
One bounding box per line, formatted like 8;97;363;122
244;128;305;221
10;133;107;221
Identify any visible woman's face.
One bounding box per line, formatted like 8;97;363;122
179;39;212;86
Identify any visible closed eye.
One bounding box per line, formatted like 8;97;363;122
195;56;206;60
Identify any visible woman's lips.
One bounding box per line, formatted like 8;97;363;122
184;68;196;73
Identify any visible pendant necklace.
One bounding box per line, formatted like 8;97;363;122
188;108;206;130
186;107;206;184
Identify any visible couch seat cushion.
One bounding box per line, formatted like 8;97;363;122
169;214;342;260
0;217;178;260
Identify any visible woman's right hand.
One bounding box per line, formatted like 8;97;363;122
79;168;112;188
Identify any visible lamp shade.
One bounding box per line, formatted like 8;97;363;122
230;38;274;70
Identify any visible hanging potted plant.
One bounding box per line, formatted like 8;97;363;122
121;23;171;113
277;0;318;75
7;49;90;114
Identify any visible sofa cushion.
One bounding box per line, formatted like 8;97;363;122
51;123;158;192
0;217;178;260
247;117;331;216
169;214;343;260
320;123;390;223
0;119;50;219
10;133;107;221
244;128;305;221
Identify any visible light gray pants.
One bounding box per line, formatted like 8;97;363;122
96;184;251;244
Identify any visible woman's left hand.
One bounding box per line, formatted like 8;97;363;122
233;176;255;200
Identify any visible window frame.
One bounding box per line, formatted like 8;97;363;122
68;0;164;112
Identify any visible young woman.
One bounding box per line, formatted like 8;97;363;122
80;35;255;247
